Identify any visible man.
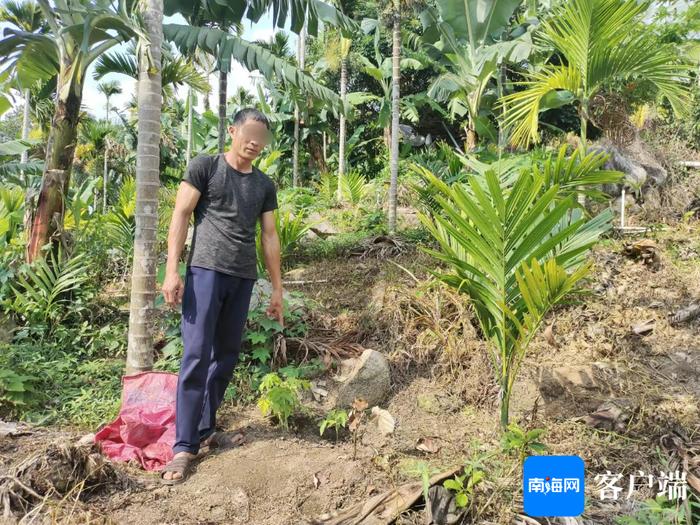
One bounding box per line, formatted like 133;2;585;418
160;108;283;484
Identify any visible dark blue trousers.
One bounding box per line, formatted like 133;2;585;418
173;266;256;455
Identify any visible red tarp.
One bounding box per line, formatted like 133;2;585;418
94;371;178;471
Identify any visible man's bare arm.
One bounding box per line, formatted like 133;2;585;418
162;182;201;305
260;210;283;324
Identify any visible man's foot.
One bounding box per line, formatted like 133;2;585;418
161;451;196;484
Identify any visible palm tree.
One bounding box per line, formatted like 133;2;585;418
0;0;140;262
97;80;122;211
358;14;429;231
388;0;400;233
293;24;306;187
417;148;620;428
337;38;350;198
127;0;163;375
78;119;114;210
318;29;352;200
229;86;255;109
97;80;122;122
501;0;690;149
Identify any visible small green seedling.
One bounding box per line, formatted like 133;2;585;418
443;465;485;508
257;372;310;429
403;460;442;505
319;408;348;441
501;423;547;463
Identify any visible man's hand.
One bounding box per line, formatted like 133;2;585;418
266;288;284;328
163;272;184;306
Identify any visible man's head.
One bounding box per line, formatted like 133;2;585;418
228;108;271;161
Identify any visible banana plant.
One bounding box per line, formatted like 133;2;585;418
415;150;617;429
501;0;691;148
420;0;534;149
0;0;143;262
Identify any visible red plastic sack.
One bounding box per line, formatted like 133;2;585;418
94;371;178;471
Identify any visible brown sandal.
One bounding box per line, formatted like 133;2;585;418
160;454;195;485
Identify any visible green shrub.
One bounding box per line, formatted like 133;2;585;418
319;409;348;441
0;367;38;414
256;372;310;429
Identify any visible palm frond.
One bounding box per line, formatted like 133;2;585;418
339;170;368;205
164;24;347;112
11;250;90;325
501;64;580;147
417;155;613;427
93;49;137;80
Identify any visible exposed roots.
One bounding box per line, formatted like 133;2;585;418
349;235;409;260
280;333;365;369
0;442;132;523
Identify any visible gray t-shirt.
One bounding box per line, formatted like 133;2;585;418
183;153;278;280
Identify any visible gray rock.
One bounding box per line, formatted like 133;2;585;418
248;279;303;315
335;349;391;408
249;279;273;312
590;141;668;199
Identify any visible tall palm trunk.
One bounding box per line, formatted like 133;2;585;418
204;91;211;112
218;70;227;153
27;69;83;262
496;62;507;151
21;88;32;241
20;89;30;164
103;96;110;213
127;0;163;374
388;7;400;234
186;88;194;161
103;143;109;212
337;57;347;201
322;131;327;163
293;25;306;188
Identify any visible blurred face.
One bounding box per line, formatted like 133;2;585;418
228;119;271;161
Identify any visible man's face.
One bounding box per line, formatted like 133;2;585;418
228;119;271;161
